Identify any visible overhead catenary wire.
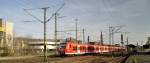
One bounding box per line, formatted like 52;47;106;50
68;0;91;15
24;7;50;62
23;9;43;23
14;0;33;8
102;0;114;21
102;0;120;45
46;3;65;23
14;0;66;40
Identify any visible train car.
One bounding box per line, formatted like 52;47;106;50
57;40;126;55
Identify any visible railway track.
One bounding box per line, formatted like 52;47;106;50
120;53;131;63
54;51;128;57
0;52;129;63
120;52;150;63
0;55;125;63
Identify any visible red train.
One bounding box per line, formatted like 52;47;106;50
57;40;126;55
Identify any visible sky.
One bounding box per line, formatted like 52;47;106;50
0;0;150;45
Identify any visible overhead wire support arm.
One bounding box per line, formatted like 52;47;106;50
46;3;65;23
114;25;126;33
54;3;65;14
46;13;55;23
24;7;50;62
24;9;43;23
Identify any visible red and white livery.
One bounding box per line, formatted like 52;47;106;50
57;40;126;55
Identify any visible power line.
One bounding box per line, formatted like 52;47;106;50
109;25;126;45
46;3;65;23
24;9;43;23
102;0;113;21
15;0;32;8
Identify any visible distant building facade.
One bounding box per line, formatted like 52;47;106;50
0;19;13;48
27;39;62;53
13;37;65;54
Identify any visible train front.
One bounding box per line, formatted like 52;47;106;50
57;41;67;55
57;40;76;56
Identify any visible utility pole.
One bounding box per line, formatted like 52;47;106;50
75;19;78;43
126;37;129;52
126;37;128;46
100;32;103;45
82;28;85;43
54;13;57;47
24;3;65;62
109;26;112;45
42;7;48;62
87;35;90;43
108;25;125;45
24;7;49;62
121;34;124;56
54;13;66;52
109;26;115;45
112;28;114;45
121;34;124;47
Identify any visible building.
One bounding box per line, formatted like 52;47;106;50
0;19;13;48
27;39;61;53
13;37;65;54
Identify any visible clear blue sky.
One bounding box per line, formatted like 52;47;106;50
0;0;150;45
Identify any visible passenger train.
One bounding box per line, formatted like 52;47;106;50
57;40;126;55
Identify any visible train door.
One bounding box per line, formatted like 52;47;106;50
80;45;86;54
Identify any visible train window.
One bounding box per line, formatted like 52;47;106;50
61;46;66;49
80;47;83;50
88;46;94;50
69;45;72;48
80;46;82;50
108;47;110;50
100;47;104;51
105;47;107;50
60;43;66;45
96;47;99;50
80;46;85;50
73;46;77;50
